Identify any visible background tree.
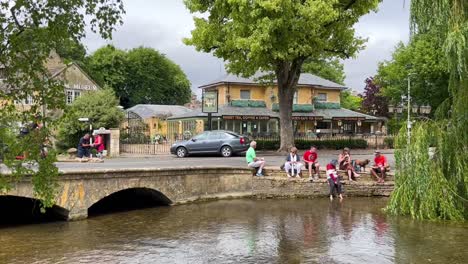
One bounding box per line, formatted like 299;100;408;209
86;46;192;108
376;33;449;113
57;88;124;150
360;77;389;117
302;57;345;85
0;1;124;208
386;0;467;220
340;90;362;111
184;0;380;151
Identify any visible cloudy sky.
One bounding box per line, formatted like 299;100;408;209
83;0;410;95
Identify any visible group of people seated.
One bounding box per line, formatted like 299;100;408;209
246;141;390;187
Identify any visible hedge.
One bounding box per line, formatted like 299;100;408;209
314;102;341;109
255;138;368;150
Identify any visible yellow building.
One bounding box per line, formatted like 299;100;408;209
168;72;384;138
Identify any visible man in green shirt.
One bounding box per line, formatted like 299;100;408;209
246;141;265;176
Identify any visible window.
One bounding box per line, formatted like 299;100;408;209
194;132;210;140
66;90;83;104
240;90;251;100
66;90;74;104
317;93;327;102
293;90;298;104
24;95;33;105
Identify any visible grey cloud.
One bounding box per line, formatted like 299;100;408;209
83;0;410;97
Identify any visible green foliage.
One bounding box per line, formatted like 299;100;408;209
376;33;450;112
231;100;267;108
383;137;394;149
57;88;124;150
386;123;467;220
386;117;405;135
386;0;467;221
314;102;341;109
0;0;124;210
184;0;380;151
255;138;367;150
86;46;192;108
302;57;346;85
340;90;362;111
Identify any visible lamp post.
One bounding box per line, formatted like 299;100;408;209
78;117;93;144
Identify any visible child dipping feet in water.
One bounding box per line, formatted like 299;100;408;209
326;159;343;201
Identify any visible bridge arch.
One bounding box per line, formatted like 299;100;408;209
0;195;69;226
87;187;172;217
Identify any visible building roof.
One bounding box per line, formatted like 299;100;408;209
200;72;347;90
168;105;380;121
127;104;195;119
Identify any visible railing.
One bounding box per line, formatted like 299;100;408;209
119;133;393;155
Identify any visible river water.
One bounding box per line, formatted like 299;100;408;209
1;198;467;264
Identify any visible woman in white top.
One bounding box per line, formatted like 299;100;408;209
284;147;303;178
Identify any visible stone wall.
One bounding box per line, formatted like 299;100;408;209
252;177;394;199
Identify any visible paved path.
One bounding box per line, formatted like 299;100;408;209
55;150;395;173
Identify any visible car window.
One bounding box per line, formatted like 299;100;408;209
222;132;237;139
193;132;210;140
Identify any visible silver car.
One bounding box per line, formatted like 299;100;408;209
170;130;249;158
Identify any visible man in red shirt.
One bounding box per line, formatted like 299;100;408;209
371;150;390;183
303;146;320;181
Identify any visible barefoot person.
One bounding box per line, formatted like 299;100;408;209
338;147;359;182
246;141;265;177
284;147;303;179
303;145;320;180
371;150;389;183
326;159;343;201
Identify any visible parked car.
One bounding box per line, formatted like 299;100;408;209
170;130;250;158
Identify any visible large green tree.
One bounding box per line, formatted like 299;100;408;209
386;0;467;220
376;33;450;113
184;0;380;151
0;1;124;208
302;57;346;85
87;46;192;108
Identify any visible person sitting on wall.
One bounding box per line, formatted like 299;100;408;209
303;145;320;181
338;147;359;182
246;141;265;177
371;150;390;183
284;147;303;179
77;133;93;159
326;159;343;201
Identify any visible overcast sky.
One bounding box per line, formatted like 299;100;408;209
83;0;410;96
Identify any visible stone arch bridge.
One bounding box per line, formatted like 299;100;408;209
2;167;253;220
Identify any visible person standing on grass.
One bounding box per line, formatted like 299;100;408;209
246;141;265;177
326;159;343;201
371;150;390;183
303;145;320;181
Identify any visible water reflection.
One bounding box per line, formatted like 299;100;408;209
0;198;467;264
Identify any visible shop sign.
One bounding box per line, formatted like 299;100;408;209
223;115;270;120
202;91;218;113
332;117;366;121
291;116;323;121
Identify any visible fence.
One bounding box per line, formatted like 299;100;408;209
119;133;393;155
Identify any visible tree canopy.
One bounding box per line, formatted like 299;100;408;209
184;0;380;151
0;1;124;208
376;33;449;113
360;77;388;117
87;46;192;108
57;88;124;150
302;58;346;85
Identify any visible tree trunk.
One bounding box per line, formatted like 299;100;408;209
276;59;304;152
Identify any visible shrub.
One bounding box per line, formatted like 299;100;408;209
254;138;368;150
384;137;394;149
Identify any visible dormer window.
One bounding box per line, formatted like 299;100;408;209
240;89;251;100
317;93;327;102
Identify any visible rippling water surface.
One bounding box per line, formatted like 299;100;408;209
1;198;467;264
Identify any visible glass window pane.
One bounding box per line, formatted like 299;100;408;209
240;90;251;100
317;93;327;102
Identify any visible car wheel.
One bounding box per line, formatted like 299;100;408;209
176;147;187;158
221;146;232;157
